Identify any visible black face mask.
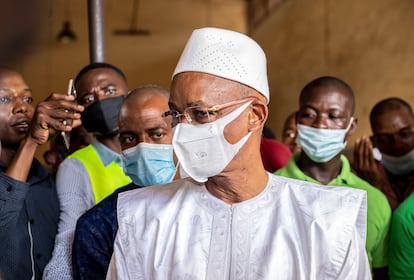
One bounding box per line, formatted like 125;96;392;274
81;96;124;137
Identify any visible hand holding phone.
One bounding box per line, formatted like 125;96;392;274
61;79;76;150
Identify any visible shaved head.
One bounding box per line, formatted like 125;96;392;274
300;76;355;114
370;97;413;130
125;84;169;104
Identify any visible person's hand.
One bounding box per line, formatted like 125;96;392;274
28;92;84;146
352;136;382;187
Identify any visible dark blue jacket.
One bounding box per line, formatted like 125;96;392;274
0;159;59;280
72;183;138;280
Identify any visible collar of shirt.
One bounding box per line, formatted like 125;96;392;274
0;158;50;185
285;153;356;186
91;139;122;167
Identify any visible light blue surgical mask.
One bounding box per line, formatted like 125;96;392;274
296;118;353;163
381;148;414;175
121;142;176;187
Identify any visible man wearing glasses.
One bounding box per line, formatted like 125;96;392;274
106;27;371;279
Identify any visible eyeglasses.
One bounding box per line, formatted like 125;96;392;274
162;97;256;127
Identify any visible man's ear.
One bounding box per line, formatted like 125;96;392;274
347;117;358;136
248;101;268;132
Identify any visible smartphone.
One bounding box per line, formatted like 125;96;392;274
61;79;76;150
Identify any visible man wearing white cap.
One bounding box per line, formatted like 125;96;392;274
107;27;371;279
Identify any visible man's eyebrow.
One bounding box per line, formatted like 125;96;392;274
398;126;414;132
0;87;12;92
119;130;134;136
186;100;204;107
168;100;206;109
0;87;32;93
147;125;168;132
100;83;116;89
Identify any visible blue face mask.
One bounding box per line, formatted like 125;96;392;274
121;142;176;187
296;118;353;163
381;148;414;175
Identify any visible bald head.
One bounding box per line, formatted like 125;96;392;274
124;84;169;105
118;84;172;150
369;97;414;157
300;76;355;115
370;97;414;130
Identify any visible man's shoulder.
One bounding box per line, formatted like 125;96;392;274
16;158;54;187
78;184;136;222
271;173;366;197
269;174;367;215
117;178;206;219
344;171;391;207
269;174;367;241
274;156;301;177
394;193;414;220
56;156;88;178
117;178;198;211
67;144;95;158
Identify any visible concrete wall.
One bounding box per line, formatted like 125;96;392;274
11;0;414;162
15;0;247;163
253;0;414;145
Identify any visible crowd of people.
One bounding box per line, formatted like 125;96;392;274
0;26;413;280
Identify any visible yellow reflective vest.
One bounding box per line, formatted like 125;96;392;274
68;144;131;203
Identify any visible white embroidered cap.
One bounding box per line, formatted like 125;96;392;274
173;27;270;103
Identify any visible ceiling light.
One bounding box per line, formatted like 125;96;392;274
57;21;77;44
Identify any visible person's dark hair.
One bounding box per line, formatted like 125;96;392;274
262;125;276;139
369;97;414;127
299;76;355;114
74;62;127;89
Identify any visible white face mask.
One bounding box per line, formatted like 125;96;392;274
372;147;382;161
381;148;414;175
296;117;353;163
172;101;252;182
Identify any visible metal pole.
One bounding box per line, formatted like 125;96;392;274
88;0;105;63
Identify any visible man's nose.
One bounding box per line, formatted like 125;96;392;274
313;115;329;129
13;98;29;114
90;88;106;100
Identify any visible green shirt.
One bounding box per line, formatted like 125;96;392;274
276;154;391;269
389;192;414;280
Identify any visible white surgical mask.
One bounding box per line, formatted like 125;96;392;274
372;147;382;161
121;142;176;187
296;117;353;163
172;101;252;182
381;148;414;175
